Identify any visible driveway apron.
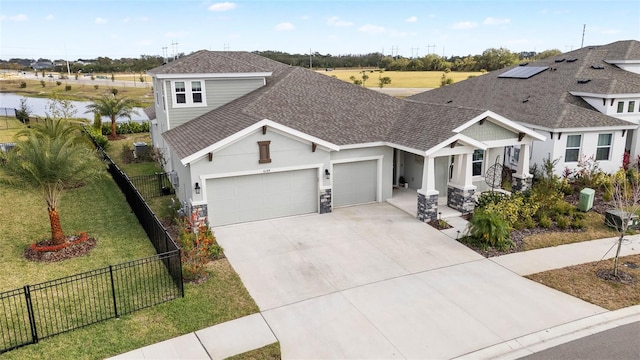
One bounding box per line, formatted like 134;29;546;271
216;203;606;359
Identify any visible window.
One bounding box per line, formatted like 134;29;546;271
629;101;636;113
191;81;203;103
617;101;624;113
565;135;581;162
472;149;484;176
258;141;271;164
174;81;186;104
596;133;612;161
171;80;206;107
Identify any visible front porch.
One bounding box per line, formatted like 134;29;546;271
387;187;462;219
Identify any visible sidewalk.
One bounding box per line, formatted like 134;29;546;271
108;233;640;360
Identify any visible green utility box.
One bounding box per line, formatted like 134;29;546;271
578;188;595;212
605;210;639;231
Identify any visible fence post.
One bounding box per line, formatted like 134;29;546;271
23;285;38;345
156;172;163;197
109;266;119;318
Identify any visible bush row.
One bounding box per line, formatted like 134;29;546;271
101;121;150;135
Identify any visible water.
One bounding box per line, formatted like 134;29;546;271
0;93;149;122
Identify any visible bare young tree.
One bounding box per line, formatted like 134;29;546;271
606;169;640;278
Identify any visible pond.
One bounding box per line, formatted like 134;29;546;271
0;93;149;122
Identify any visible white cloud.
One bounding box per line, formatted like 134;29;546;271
139;16;150;22
451;21;477;30
359;24;386;34
327;16;354;27
2;14;28;21
123;17;131;23
405;16;418;23
275;22;295;31
484;17;510;25
45;14;54;21
208;2;236;12
165;31;188;38
95;17;108;24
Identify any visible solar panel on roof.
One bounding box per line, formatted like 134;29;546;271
498;66;549;79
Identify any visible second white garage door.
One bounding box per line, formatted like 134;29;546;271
333;160;378;207
207;169;318;226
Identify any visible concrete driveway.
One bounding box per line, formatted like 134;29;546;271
216;203;606;359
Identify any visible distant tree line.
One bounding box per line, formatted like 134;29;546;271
1;47;562;73
254;48;561;72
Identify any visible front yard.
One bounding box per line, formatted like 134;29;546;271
0;132;263;359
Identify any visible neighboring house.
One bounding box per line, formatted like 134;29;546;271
409;40;640;176
147;50;543;226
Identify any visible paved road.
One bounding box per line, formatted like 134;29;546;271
520;321;640;360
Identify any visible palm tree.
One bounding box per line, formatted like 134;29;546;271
0;119;101;245
86;94;138;140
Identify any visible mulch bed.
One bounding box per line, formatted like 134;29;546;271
596;268;636;285
427;219;452;230
24;235;97;262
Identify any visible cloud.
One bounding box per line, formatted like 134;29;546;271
275;22;295;31
483;17;510;25
405;16;418;23
1;14;28;21
95;17;108;24
451;21;477;30
45;14;54;21
327;16;354;27
208;2;236;12
359;24;386;34
123;17;131;23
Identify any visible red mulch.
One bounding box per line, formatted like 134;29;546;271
24;235;97;262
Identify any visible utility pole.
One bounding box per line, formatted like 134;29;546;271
426;44;436;55
171;41;179;60
223;43;230;51
581;24;586;48
412;47;420;58
309;48;313;69
162;46;168;63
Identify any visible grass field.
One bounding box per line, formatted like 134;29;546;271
318;69;485;88
0;78;153;107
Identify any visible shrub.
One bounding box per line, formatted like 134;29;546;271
89;127;109;150
40;80;46;88
178;209;223;281
19;81;27;88
111;88;118;96
65;85;71;91
140;121;150;132
556;215;570;229
56;80;62;86
121;143;134;164
539;215;552;228
93;112;102;130
94;84;99;90
475;191;505;209
468;210;512;249
525;218;536;229
571;218;586;229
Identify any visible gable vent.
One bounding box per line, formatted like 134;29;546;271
577;79;591;84
555;58;566;63
591;65;604;70
567;58;578;62
519;62;529;66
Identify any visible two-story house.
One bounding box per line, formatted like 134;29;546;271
147;51;543;226
409;40;640;176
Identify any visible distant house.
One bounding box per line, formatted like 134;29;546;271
409;40;640;176
30;61;53;70
146;51;542;226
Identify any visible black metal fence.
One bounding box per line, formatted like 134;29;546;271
1;130;185;353
1;251;182;353
130;172;176;199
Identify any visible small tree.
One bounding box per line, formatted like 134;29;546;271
15;97;31;124
85;94;138;140
93;111;102;131
378;76;392;88
361;72;369;87
606;169;640;278
111;73;115;82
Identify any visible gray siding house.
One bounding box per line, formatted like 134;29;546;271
409;40;640;177
147;51;543;226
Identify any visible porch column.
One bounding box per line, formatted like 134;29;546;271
417;156;438;222
447;152;477;214
513;143;532;192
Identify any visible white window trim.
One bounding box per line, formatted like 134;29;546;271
596;133;613;161
171;80;207;108
565;134;582;162
472;149;484;177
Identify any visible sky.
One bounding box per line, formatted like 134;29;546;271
1;0;639;61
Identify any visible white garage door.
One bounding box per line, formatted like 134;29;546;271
333;160;378;207
207;169;318;226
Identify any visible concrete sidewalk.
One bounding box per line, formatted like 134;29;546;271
108;215;640;360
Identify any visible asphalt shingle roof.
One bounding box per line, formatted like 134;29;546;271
408;40;640;130
147;50;289;75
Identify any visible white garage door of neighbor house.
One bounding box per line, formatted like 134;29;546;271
333;160;378;207
207;169;318;226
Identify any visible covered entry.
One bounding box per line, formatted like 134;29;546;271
333;160;378;207
207;168;318;226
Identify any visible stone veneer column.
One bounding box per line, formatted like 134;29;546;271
512;175;533;192
319;189;332;214
417;191;439;222
447;185;476;214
